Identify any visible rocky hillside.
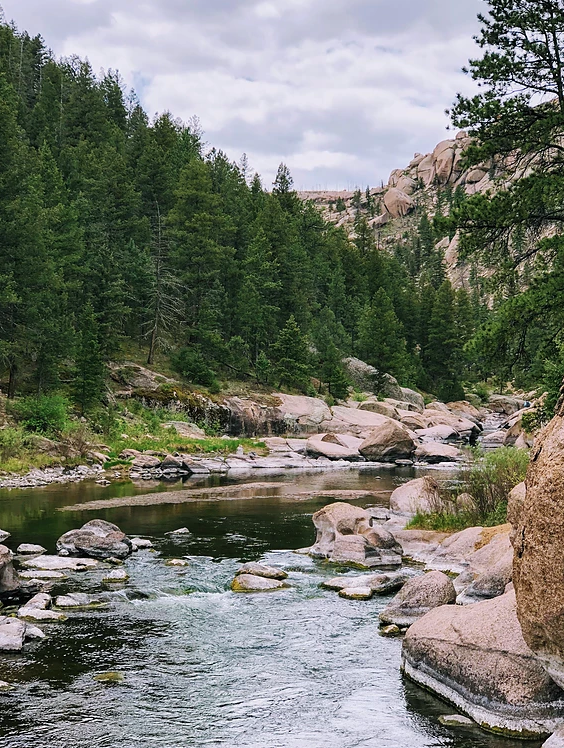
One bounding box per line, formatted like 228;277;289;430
298;131;508;289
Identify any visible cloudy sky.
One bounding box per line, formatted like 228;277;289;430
2;0;484;190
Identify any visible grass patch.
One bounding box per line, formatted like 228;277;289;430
407;447;529;532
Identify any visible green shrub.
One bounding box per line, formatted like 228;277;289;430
171;347;220;392
0;427;31;460
9;394;70;437
408;447;529;531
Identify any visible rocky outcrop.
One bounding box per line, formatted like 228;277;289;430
513;400;564;691
415;442;464;464
402;591;564;738
383;187;414;218
305;502;403;568
379;571;456;627
57;520;133;560
306;433;364;461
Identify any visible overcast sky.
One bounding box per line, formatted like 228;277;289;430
2;0;484;190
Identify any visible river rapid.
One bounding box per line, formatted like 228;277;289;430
0;468;540;748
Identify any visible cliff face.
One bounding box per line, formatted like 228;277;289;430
298;131;505;289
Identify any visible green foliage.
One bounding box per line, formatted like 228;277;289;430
271;315;311;391
408;447;530;531
171;347;220;392
9;394;70;436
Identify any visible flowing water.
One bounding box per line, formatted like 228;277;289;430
0;468;541;748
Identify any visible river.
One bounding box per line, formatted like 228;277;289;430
0;468;540;748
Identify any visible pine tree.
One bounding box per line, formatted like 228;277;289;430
72;303;105;414
320;341;350;400
357;289;409;380
271;315;311;391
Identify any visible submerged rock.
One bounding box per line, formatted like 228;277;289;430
0;530;10;544
0;680;13;691
306;502;403;569
438;715;474;727
231;574;288;592
18;570;67;581
236;562;288;580
94;672;124;684
402;591;564;738
165;559;189;567
57;519;133;560
380;572;456;628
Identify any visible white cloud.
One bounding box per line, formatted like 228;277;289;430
1;0;484;188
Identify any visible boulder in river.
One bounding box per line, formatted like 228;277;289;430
54;593;108;609
402;591;564;738
0;617;27;652
359;421;416;462
57;519;133;560
415;442;464;464
322;572;410;594
102;568;129;583
0;529;10;544
18;593;66;622
306;502;403;568
236;562;288;581
380;571;456;628
22;555;98;571
231;574;288;592
339;586;373;600
16;544;47;555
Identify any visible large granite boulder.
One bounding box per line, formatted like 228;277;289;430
306;433;363;461
322;406;391;438
384;187;414;218
544;727;564;747
389;477;440;517
513;403;564;690
402;591;564;738
359;421;416;462
0;617;27;652
275;394;332;434
489;394;527;415
306;502;402;568
415;442;464;464
57;520;133;560
379;571;456;627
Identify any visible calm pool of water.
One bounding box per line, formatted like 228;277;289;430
0;468;540;748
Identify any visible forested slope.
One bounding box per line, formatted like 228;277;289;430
0;16;487;413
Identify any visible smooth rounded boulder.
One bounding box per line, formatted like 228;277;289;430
231;574;288;592
379;571;456;627
402;591;564;738
57;519;133;560
306;502;403;568
389;477;440;517
359;421;416;462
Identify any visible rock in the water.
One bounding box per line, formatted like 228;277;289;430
18;570;67;581
402;591;564;738
359;421;416;462
131;455;161;469
24;624;45;641
57;519;133;560
306;502;403;568
130;538;153;550
0;530;10;543
543;726;564;747
165;558;189;567
390;477;441;517
438;714;475;727
323;572;409;594
415;443;464;464
102;569;129;583
16;544;47;555
0;680;13;691
167;527;191;535
380;571;456;627
236;562;288;580
161;454;183;469
231;574;288;592
22;555;98;571
0;617;26;651
94;672;124;684
18;593;66;622
339;586;373;600
380;624;402;637
0;544;21;598
54;593;107;609
306;433;363;461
